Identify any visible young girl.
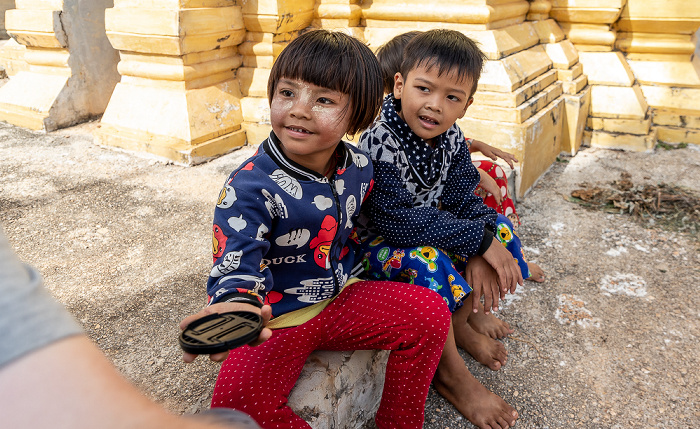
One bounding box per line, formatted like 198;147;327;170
180;30;451;429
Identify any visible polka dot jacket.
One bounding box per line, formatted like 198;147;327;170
357;94;497;257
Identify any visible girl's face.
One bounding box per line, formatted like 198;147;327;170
270;78;351;173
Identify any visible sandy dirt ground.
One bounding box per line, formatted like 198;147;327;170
0;118;698;428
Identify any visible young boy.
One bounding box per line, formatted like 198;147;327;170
358;29;522;429
181;30;452;429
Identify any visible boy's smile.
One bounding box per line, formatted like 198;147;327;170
271;78;351;174
393;63;474;145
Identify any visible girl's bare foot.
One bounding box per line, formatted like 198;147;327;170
526;262;545;282
454;321;507;370
468;309;514;339
434;363;518;429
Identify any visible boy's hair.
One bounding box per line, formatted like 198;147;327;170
376;31;422;94
400;29;487;97
268;30;383;136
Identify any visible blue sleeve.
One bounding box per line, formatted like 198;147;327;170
206;174;273;307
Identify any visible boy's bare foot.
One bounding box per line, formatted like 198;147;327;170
434;363;518;429
468;308;514;339
454;321;507;370
526;262;545;282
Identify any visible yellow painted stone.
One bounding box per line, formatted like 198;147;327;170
545;40;578;69
558;22;615;47
458;97;564;198
240;0;315;17
316;3;362;20
589;85;648;119
244;12;314;34
110;1;237;7
587;117;651;135
5;9;66;48
627;57;700;88
556;62;583;81
241;96;270;123
105;7;244;37
0;39;29;76
626;52;692;62
106;30;246;56
561;74;587;94
654;125;700;145
616;33;695;55
579;51;634;86
242;121;273;146
641;85;700;114
527;0;552;22
361;0;530;25
474;69;557;108
533;19;565;44
585;128;657;152
550;0;626;7
0;71;69;130
467;81;562;124
238;66;271;98
615;19;700;35
313;18;362;28
560;86;591;156
479;45;552;93
572;44;613;52
97;123;247;166
617;0;700;34
550;7;623;25
652;109;700;129
117;54;241;82
243;55;274;69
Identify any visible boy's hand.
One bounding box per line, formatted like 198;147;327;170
464;255;501;314
179;302;272;363
477;168;502;205
482;239;523;299
472;139;519;169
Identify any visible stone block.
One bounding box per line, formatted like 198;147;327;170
238;66;271;98
641;85;700;114
532;18;565;44
616;32;695;55
473;69;557;108
458;97;564;198
654;125;700;145
587;117;651;136
288;350;389;429
558;22;616;48
479;45;552;93
556;62;583;81
627;56;700;88
241;96;270;123
242;121;272;146
616;0;700;34
5;8;67;48
561;86;591;156
0;39;29;76
550;7;623;25
578;51;634;86
0;0;13;39
467;81;562;124
545;39;578;69
241;0;315;33
584;128;657;152
652;109;700;129
589;85;648;120
562;74;587;94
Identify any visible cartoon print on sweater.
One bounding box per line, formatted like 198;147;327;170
409;246;439;272
256;224;269;241
380;249;405;276
285;276;335;303
269;169;303;199
217;183;237;209
397;268;418;284
309;215;337;269
345;195;357;228
352;152;370;168
448;274;467;301
312;194;333;210
335;179;346;196
212;224;227;260
496;221;513;245
211;250;243;277
218;274;266;295
228;214;247;232
275;228;310;248
262;189;289;219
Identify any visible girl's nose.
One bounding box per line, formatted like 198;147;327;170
289;100;311;119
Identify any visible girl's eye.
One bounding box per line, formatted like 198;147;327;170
280;89;294;97
318;97;334;105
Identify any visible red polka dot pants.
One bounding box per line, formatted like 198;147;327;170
211;280;451;429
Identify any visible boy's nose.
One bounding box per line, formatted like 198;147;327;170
425;98;442;113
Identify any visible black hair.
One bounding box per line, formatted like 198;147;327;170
400;29;486;97
376;31;422;94
267;30;383;136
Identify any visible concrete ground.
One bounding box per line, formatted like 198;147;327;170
1;116;698;428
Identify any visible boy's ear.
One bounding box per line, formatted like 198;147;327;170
460;96;474;118
393;72;404;99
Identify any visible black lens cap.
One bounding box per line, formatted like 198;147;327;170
179;311;263;355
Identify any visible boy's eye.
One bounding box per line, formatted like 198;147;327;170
417;86;429;93
447;95;461;102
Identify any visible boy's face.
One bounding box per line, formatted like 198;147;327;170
270;78;351;172
393;63;474;144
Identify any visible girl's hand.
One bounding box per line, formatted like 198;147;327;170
464;255;501;314
477;168;503;205
482;239;523;299
179;302;273;363
472;139;519;169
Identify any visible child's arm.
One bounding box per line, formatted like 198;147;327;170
477;167;503;206
470;139;518;169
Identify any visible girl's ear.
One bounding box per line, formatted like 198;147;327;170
393;72;405;99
